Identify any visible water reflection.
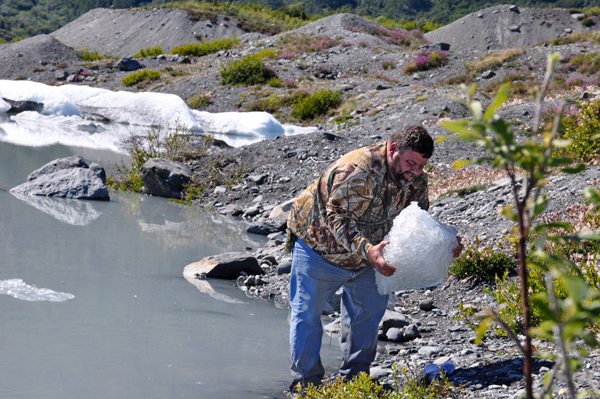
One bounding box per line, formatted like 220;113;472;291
120;193;267;250
10;191;103;226
183;265;247;305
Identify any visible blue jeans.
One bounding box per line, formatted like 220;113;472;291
289;238;389;390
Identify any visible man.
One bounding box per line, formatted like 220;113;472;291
286;125;462;390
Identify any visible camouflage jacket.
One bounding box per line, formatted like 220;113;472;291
287;142;429;270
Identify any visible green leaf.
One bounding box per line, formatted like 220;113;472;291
436;135;449;143
483;82;511;121
440;120;478;138
584;187;600;206
475;316;493;344
470;101;483;122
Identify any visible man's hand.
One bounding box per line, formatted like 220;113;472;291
453;236;464;258
368;241;396;277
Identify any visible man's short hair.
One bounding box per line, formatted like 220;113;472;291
388;125;434;159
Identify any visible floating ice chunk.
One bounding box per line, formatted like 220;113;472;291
376;202;458;294
0;98;10;114
0;80;81;116
0;278;75;302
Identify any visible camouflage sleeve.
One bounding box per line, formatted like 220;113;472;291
325;165;375;262
416;173;430;211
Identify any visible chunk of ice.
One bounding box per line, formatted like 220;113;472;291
376;202;458;294
0;278;75;302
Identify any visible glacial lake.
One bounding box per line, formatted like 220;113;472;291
0;126;342;398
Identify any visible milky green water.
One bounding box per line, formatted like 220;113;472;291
0;139;345;399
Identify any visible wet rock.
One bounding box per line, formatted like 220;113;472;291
219;203;243;216
27;155;106;184
481;70;496;79
184;252;263;280
277;258;292;275
140;158;191;199
11;168;109;200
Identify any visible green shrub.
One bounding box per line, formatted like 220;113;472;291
122;69;162;87
77;48;106;61
555;98;600;161
219;53;277;86
267;77;282;87
171;37;239;57
582;18;595;27
134;46;164;58
450;244;515;280
186;93;213;109
292;89;341;121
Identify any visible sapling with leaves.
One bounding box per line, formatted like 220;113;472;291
440;53;600;399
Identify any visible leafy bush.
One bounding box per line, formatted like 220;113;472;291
77;48;106;61
219;53;277;86
292;89;341;121
186;93;213;109
450;244;515;280
122;69;161;87
403;48;448;74
134;46;164;58
582;18;595;27
555;99;600;161
171;37;240;57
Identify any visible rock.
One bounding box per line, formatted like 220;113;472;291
370;366;392;380
509;25;521;32
509;5;519;12
183;252;263;280
10;168;109;200
419;299;434;311
380;309;410;332
419;43;450;51
219;203;243;216
55;70;68;81
269;198;296;221
418;346;441;357
404;324;420;339
2;98;44;114
481;70;496;79
322;132;340;141
249;173;268;185
116;57;142;71
214;186;227;195
243;206;261;217
177;56;191;64
385;327;404;341
140;158;191;199
247;219;286;235
27;155;106;184
277;258;292;275
337;84;353;92
565;28;573;34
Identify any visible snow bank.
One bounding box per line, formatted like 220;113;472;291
0;80;318;150
193;110;317;147
0;80;81;116
0;98;10;114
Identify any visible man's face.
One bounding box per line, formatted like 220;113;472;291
388;144;429;185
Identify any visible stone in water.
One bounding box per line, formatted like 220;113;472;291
376;202;458;294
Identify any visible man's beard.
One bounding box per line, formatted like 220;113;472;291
396;171;415;187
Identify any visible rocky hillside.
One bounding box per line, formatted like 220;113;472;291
1;3;600;398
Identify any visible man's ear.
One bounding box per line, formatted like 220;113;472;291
388;142;397;154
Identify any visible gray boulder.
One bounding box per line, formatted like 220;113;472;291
11;168;109;200
183;252;264;280
116;57;142;71
140;158;191;199
27;155;106;184
247;219;286;235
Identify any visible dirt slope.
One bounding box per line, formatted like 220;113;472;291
51;7;259;57
426;4;593;52
0;34;80;79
